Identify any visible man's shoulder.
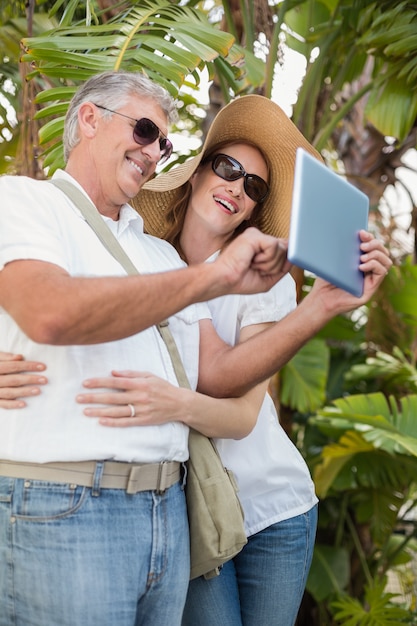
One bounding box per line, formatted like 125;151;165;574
0;173;41;186
0;174;59;208
0;174;55;193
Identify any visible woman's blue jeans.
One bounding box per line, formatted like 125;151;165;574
182;504;318;626
0;473;189;626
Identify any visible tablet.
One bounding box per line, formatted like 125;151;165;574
288;148;369;297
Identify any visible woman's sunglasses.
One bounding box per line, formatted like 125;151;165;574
207;153;269;203
94;104;173;164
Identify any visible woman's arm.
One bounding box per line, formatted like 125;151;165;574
76;321;274;439
197;232;393;398
0;352;47;408
76;370;268;439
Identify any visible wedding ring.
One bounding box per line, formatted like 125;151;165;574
128;403;136;417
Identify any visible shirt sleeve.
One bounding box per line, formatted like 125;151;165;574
0;175;71;271
237;273;297;328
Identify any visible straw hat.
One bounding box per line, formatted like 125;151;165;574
134;94;321;239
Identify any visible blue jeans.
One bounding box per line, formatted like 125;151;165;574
182;505;318;626
0;471;189;626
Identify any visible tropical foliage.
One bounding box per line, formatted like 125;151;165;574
1;0;265;174
1;0;417;623
278;270;417;623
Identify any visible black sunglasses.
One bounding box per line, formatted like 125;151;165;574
207;153;269;203
94;104;173;164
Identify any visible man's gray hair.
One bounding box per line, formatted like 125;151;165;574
63;71;178;162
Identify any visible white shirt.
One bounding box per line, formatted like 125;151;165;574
207;253;318;536
0;171;210;463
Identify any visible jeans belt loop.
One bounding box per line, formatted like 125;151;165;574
92;461;104;497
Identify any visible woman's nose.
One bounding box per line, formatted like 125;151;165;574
226;178;243;197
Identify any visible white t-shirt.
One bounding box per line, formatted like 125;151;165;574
207;253;318;536
0;171;209;464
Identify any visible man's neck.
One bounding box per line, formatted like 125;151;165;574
63;167;122;221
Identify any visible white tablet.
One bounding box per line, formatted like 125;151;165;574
288;148;369;297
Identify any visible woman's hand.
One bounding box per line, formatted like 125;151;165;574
309;230;392;315
357;230;393;300
0;352;47;408
77;371;187;427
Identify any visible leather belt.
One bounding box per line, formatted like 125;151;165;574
0;459;181;494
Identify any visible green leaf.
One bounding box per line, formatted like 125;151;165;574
366;77;417;141
311;393;417;495
307;543;350;601
313;430;374;497
331;579;411;624
280;338;329;413
38;116;66;145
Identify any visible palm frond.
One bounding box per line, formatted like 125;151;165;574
19;0;266;173
280;338;329;413
311;392;417;501
331;579;411;624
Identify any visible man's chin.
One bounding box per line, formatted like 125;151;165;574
121;180;143;202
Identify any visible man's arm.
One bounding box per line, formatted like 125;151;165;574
198;231;393;398
0;230;288;345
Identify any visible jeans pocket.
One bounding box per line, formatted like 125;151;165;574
12;479;86;521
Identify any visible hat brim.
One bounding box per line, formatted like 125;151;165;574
133;95;321;239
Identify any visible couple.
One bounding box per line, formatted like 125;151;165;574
0;71;391;626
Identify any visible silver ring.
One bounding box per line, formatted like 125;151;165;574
128;403;136;418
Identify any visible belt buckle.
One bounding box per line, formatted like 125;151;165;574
125;462;170;495
156;461;169;495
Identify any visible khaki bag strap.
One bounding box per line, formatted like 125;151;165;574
50;178;191;390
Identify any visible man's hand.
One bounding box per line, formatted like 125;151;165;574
216;228;291;294
0;352;47;408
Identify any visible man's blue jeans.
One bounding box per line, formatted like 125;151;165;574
182;504;318;626
0;472;189;626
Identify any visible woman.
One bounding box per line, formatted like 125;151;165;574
137;98;318;625
0;97;391;625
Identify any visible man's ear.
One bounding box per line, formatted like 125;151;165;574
78;102;100;139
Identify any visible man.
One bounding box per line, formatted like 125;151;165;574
0;71;289;626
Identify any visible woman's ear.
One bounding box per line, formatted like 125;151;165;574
189;170;199;188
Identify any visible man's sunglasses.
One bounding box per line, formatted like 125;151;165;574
94;104;173;164
207;153;269;203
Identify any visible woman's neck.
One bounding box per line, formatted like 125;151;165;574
180;211;228;266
